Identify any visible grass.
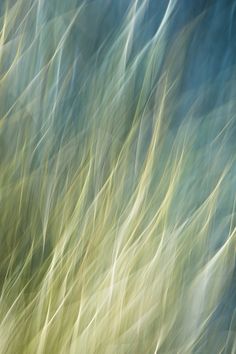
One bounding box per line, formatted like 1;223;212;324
0;0;235;353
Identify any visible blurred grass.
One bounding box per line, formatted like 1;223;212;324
0;0;236;353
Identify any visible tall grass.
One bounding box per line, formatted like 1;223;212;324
0;0;236;353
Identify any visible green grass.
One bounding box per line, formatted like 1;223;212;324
0;1;235;353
